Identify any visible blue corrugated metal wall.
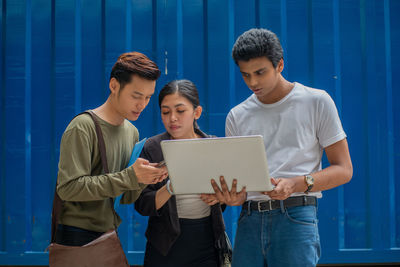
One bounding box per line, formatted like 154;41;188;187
0;0;399;265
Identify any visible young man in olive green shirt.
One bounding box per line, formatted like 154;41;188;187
55;52;168;245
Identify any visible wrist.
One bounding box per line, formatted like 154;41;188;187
130;165;143;184
166;180;174;195
303;174;315;193
295;176;308;193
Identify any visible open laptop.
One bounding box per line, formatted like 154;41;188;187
160;135;273;194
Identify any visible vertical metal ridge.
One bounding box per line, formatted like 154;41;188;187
255;0;260;28
50;0;56;199
228;0;235;108
125;0;132;51
101;0;106;99
127;205;133;251
332;0;342;112
151;0;158;133
1;0;7;252
280;0;288;77
152;0;157;61
176;0;183;78
75;0;82;114
333;0;345;250
307;0;314;87
203;0;209;131
359;0;371;249
383;0;396;249
24;0;32;252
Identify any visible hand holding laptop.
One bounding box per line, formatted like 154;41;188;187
201;176;247;206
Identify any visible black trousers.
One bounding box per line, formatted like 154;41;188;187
55;224;104;246
144;216;218;267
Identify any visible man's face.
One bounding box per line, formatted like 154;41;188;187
111;74;156;121
238;57;283;104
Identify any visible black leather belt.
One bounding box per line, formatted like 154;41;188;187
243;196;317;212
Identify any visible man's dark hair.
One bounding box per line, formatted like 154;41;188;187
232;28;283;68
110;52;161;89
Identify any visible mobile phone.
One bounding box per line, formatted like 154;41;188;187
156;160;166;168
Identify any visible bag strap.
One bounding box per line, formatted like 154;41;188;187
86;111;119;229
50;188;63;243
51;110;117;243
86;111;110;173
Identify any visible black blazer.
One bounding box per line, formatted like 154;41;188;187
134;129;226;256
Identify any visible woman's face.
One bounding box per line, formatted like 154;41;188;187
160;93;202;139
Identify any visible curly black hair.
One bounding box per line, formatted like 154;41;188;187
232;28;283;68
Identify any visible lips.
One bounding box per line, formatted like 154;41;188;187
131;111;140;117
169;125;180;130
252;88;262;94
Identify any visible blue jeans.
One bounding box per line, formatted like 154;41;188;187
232;203;321;267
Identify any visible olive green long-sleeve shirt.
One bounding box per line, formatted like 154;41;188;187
56;113;146;232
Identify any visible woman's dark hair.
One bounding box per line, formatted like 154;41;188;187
232;28;283;68
159;79;201;129
110;51;161;90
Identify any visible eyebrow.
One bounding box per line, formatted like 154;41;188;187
133;91;153;97
255;67;267;73
241;67;267;75
161;103;186;108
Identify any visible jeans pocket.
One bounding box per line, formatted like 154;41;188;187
237;209;247;225
285;206;318;226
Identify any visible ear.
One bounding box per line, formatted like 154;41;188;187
276;58;284;73
194;105;203;120
109;78;120;95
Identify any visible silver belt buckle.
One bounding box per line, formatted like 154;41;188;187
257;200;273;212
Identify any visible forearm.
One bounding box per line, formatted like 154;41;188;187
288;164;352;194
57;167;141;201
307;164;352;192
155;185;172;210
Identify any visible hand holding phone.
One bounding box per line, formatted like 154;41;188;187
156;160;166;168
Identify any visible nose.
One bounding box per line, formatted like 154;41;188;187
248;76;258;88
170;112;178;122
137;99;146;110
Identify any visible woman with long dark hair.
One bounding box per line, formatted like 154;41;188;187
133;79;225;266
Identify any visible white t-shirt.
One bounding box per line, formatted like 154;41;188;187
175;194;211;219
225;82;346;201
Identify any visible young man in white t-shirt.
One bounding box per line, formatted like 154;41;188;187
206;28;353;266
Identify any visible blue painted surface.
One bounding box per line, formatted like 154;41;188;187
1;0;400;265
